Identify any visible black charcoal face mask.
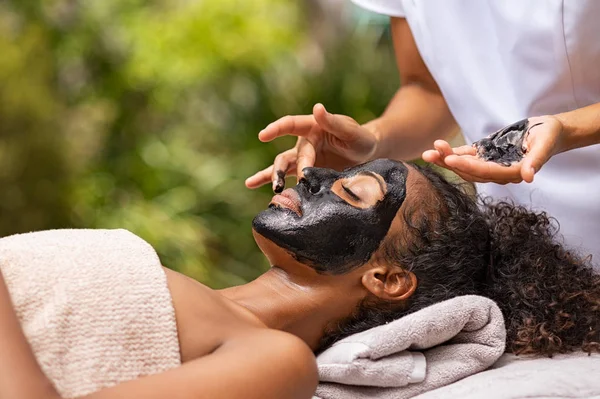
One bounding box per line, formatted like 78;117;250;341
252;159;408;274
473;119;543;166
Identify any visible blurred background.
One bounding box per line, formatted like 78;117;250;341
0;0;412;287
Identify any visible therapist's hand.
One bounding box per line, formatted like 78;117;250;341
422;116;564;184
245;103;378;192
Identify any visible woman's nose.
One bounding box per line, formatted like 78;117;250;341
302;167;339;194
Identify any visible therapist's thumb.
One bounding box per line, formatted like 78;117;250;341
313;103;362;142
521;146;551;183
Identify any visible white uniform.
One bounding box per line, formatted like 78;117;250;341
352;0;600;266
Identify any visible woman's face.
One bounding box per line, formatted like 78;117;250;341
252;159;409;274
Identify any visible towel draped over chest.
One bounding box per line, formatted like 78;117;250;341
0;229;182;398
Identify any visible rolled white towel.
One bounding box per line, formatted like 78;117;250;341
315;295;506;399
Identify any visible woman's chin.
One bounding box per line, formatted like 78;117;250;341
252;228;311;273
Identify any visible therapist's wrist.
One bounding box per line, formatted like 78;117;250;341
362;118;387;160
554;103;600;153
554;112;580;153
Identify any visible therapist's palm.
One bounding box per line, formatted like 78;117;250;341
423;116;564;184
245;104;377;190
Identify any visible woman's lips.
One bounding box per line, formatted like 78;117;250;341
270;188;302;216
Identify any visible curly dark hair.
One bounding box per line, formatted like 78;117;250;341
319;164;600;357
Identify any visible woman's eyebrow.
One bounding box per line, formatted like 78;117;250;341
357;171;386;193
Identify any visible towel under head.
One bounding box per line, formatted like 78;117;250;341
315;295;506;399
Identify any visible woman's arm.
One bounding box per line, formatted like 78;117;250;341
0;270;60;399
80;331;318;399
0;268;318;399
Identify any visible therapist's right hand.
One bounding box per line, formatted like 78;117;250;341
245;103;378;192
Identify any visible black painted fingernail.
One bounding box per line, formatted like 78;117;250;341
274;170;285;193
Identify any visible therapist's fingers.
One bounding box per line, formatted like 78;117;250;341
424;147;522;184
444;154;523;183
422;149;443;166
246;165;274;189
433;140;454;159
434;140;477;158
272;149;299;192
423;141;477;169
423;153;489;183
423;148;490;182
295;137;317;181
423;141;476;161
449;144;477;156
423;141;452;167
521;148;548;183
245;162;296;190
312;103;363;142
451;166;522;185
429;140;456;169
520;125;557;183
258;115;317;142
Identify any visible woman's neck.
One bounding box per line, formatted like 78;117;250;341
219;267;357;350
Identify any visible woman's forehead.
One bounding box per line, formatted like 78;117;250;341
382;165;437;243
405;164;424;189
397;164;435;211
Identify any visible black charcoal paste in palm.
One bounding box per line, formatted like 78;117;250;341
473;119;541;166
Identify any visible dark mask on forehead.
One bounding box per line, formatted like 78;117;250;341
252;159;408;274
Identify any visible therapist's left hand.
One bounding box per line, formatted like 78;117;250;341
422;115;564;184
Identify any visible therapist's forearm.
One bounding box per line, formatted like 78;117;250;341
365;85;457;161
0;270;60;399
556;102;600;152
364;84;457;161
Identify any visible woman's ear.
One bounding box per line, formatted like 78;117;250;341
361;265;417;301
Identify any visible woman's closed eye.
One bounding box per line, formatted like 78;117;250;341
332;173;387;209
342;185;361;201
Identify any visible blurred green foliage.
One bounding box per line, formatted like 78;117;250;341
0;0;399;287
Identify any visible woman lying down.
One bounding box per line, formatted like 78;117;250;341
0;159;598;399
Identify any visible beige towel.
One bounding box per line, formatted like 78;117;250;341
0;229;181;398
315;295;506;399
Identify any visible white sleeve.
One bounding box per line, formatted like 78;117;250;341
350;0;405;17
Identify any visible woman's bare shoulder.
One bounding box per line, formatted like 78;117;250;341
215;329;318;398
158;268;319;398
81;328;318;399
162;268;246;359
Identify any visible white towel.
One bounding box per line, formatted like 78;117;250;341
315;295;506;399
415;352;600;398
0;229;182;398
